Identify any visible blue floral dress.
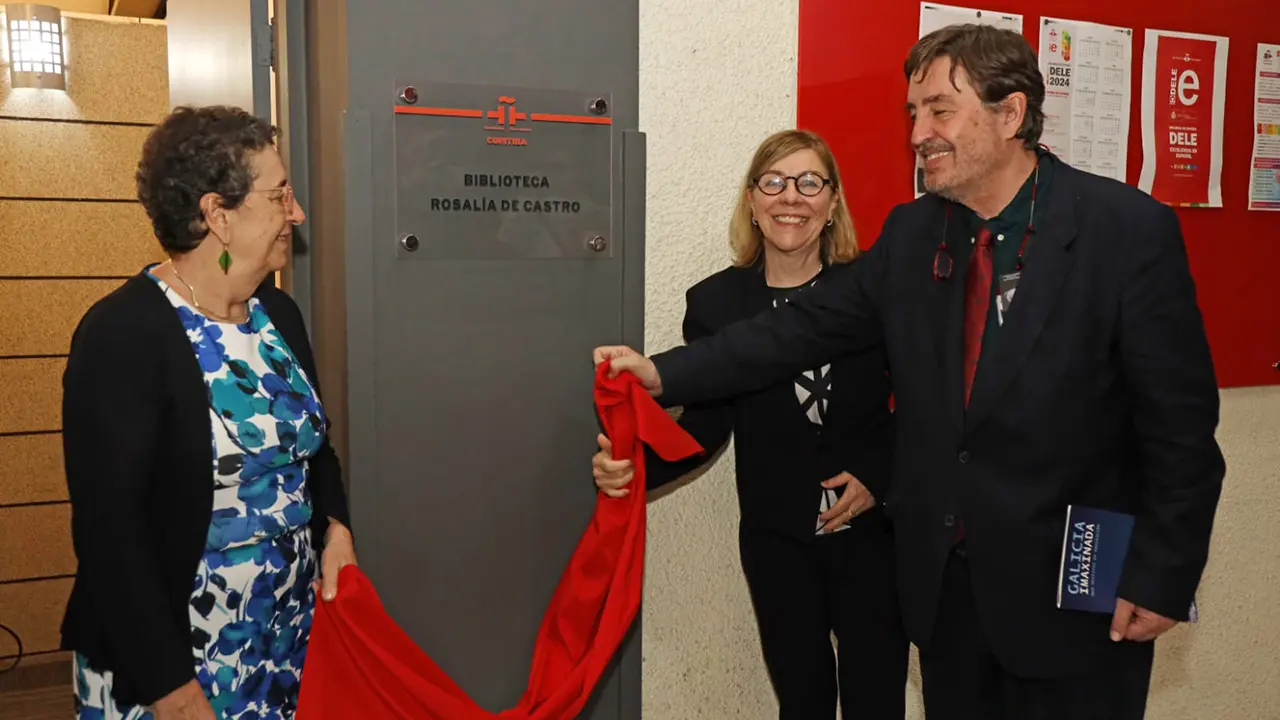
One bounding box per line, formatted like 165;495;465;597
74;271;326;719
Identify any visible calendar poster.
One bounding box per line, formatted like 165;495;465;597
1038;17;1133;182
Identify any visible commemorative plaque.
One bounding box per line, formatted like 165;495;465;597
391;80;614;261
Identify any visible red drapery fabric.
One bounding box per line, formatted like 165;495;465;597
295;364;701;719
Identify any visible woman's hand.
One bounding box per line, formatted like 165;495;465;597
817;472;876;533
151;679;215;720
592;433;635;497
592;346;663;396
315;520;357;601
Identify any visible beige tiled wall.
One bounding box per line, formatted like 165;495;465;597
0;201;160;276
0;580;74;658
0;435;66;506
0;359;64;434
0;14;168;666
0;122;152;199
0;279;124;355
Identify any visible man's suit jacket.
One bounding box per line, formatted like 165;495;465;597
651;156;1225;677
642;260;894;540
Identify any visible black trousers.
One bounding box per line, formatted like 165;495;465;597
920;547;1156;720
739;515;908;720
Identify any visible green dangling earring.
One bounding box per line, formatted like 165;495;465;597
217;244;232;274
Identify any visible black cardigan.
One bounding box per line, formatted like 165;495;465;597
58;270;352;707
644;260;894;539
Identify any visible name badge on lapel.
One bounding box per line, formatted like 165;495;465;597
996;271;1020;326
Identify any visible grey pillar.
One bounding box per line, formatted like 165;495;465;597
303;2;643;716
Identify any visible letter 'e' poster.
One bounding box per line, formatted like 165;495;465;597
1139;29;1229;207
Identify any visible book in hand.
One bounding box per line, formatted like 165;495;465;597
1056;505;1198;622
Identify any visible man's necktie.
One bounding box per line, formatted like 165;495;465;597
962;226;994;407
954;227;993;546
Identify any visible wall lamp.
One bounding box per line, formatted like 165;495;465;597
4;3;66;90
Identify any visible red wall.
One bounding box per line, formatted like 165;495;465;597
798;0;1280;387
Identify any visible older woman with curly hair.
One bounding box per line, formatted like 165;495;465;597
59;105;356;720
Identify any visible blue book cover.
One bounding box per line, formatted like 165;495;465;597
1057;505;1198;622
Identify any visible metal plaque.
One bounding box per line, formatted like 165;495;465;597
391;80;614;260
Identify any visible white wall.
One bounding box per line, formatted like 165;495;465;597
637;1;1280;718
638;0;806;716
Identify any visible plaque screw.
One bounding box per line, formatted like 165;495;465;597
401;234;420;251
588;97;608;115
587;235;607;252
400;86;419;104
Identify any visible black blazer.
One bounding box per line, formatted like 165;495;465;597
58;270;351;707
643;260;894;540
650;156;1225;676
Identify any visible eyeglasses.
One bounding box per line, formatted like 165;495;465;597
252;183;295;213
752;172;834;197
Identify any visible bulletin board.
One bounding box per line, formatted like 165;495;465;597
797;0;1280;388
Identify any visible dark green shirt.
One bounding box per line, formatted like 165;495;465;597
966;152;1053;367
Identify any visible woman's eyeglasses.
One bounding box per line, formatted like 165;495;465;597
252;184;295;212
752;172;834;197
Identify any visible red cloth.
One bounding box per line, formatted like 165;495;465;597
295;363;701;719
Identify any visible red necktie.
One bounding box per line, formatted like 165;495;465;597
295;363;702;720
954;227;992;546
962;227;994;407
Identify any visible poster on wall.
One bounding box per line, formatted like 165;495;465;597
1138;29;1229;208
1037;17;1133;183
1248;44;1280;211
915;3;1024;197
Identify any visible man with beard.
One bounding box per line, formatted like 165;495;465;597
593;24;1224;719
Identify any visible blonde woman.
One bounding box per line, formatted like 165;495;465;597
591;129;907;718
